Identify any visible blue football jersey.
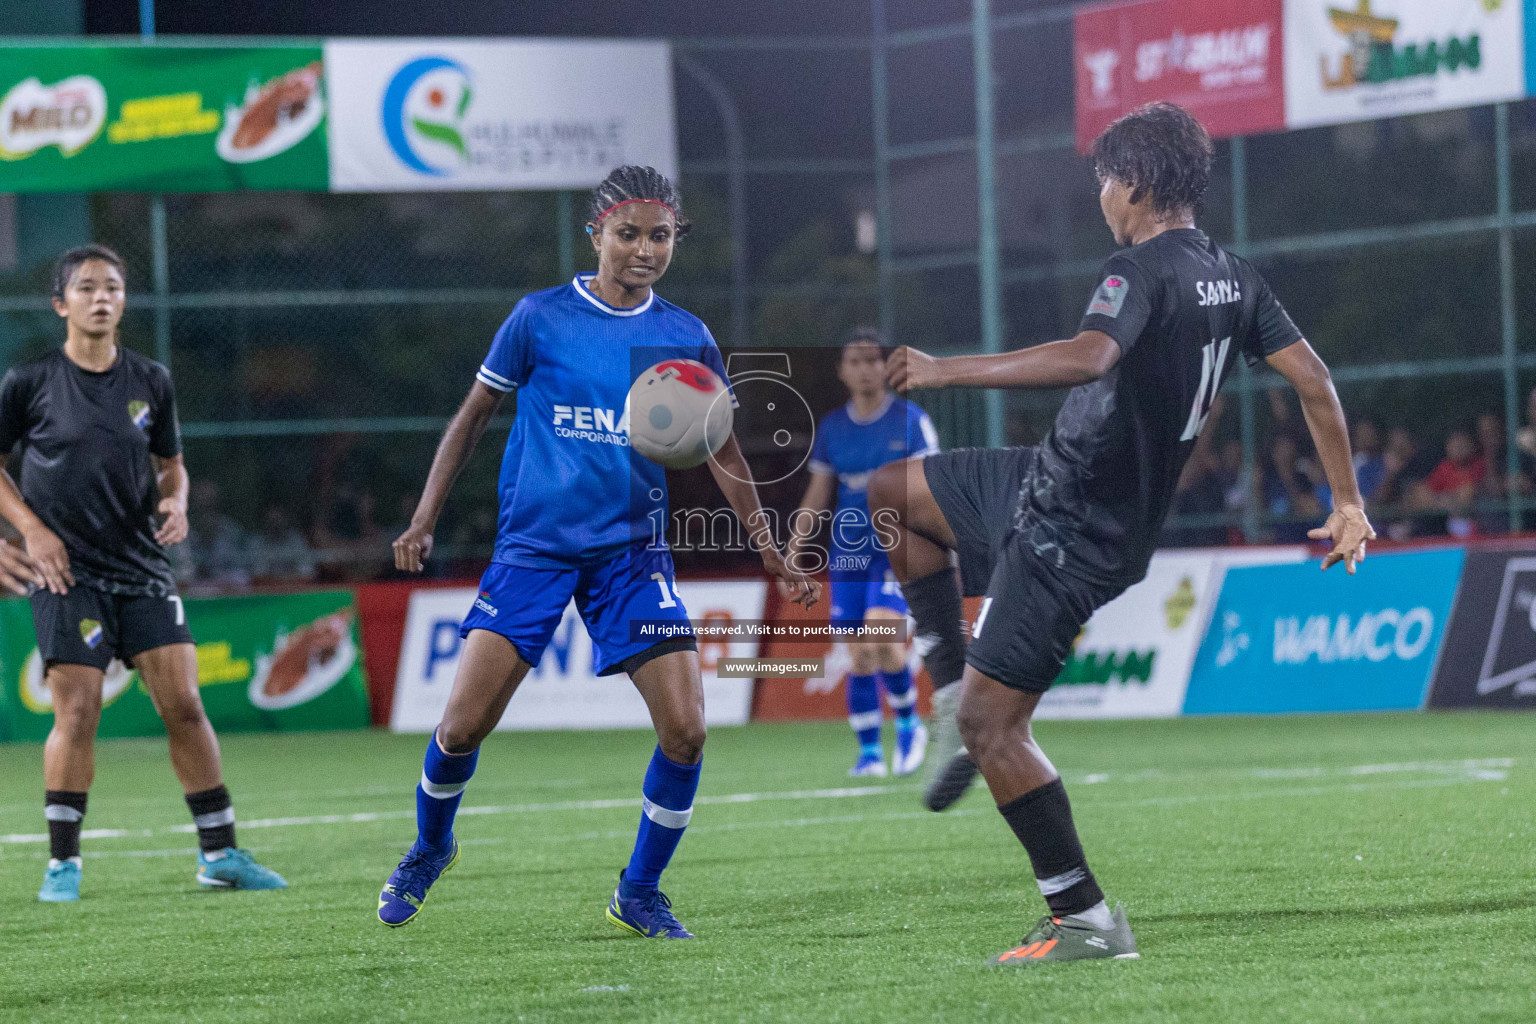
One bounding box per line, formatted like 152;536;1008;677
808;395;939;555
476;274;735;568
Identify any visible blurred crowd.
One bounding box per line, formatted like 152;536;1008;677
1167;388;1536;548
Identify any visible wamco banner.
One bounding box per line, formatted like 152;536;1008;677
0;45;328;193
1284;0;1526;130
0;590;370;742
1183;547;1464;714
323;38;677;192
1428;548;1536;709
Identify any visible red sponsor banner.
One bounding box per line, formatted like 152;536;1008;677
1074;0;1286;152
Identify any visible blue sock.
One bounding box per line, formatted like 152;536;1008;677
847;673;883;758
417;729;478;853
623;746;701;893
882;667;917;732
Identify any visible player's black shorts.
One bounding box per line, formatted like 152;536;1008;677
29;586;194;671
922;446;1127;693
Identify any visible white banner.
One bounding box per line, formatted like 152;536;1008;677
1035;547;1304;720
1284;0;1524;130
390;580;766;732
324;38;677;192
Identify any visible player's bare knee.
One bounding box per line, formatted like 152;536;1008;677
436;719;484;754
660;720;706;765
53;699;101;741
848;646;879;676
956;694;1003;759
875;642;906;673
159;695;209;734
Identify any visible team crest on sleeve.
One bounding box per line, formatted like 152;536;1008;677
1088;275;1129;318
127;400;152;432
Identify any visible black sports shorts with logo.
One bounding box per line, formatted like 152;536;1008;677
29;585;194;671
922;446;1127;693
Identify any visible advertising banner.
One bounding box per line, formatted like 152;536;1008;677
324;39;677;193
0;590;369;742
1074;0;1287;150
390;580;765;732
1427;548;1536;709
0;46;328;193
1284;0;1525;131
1183;547;1464;715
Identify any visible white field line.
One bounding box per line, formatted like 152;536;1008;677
2;769;1508;856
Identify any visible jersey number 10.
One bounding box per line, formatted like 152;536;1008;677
1180;336;1232;442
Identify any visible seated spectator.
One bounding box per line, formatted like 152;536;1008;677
1168;445;1226;547
1413;426;1485;538
1318;417;1386;507
250;505;318;583
184;480;252;588
1476;412;1513;535
1264;434;1323;543
1378;427;1438;540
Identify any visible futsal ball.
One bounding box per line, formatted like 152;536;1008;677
627;359;734;469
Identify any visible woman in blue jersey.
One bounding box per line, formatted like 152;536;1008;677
378;166;819;939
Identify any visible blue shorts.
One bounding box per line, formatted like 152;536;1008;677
828;548;908;627
460;545;693;677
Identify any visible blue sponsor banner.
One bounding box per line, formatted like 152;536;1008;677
1184;548;1465;714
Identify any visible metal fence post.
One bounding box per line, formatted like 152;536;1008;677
871;0;896;344
973;0;1004;448
1496;103;1522;532
1231;136;1259;543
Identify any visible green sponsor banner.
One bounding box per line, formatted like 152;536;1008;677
0;46;328;193
0;589;369;742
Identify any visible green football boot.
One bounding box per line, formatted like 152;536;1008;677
988;905;1139;965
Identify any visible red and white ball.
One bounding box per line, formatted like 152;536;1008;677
627;359;734;469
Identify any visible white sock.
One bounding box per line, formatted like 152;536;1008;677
1065;900;1114;931
48;857;82;869
201;848;228;861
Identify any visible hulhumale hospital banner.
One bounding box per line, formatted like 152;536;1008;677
0;39;677;195
0;46;329;193
322;38;677;192
0;590;370;742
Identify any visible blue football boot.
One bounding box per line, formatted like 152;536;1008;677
377;840;459;927
197;848;288;890
38;859;82;902
606;870;695;939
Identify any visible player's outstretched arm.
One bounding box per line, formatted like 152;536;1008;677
0;454;70;594
781;471;835;598
886;331;1120;393
394;381;506;573
707;432;821;609
1266;340;1376;574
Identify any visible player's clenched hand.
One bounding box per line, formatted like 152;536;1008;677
0;539;42;596
393;524;434;573
762;546;820;609
886;346;943;394
22;524;73;595
155;497;189;546
1309;502;1375;575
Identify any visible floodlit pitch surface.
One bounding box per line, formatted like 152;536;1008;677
1;714;1532;1023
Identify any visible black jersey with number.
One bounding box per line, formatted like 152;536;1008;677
1015;228;1302;585
0;348;182;596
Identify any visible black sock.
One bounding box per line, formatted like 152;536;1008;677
185;785;236;852
997;778;1105;917
45;790;88;862
901;567;968;691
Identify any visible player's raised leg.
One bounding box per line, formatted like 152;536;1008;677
39;663;101;902
378;628;531;927
608;647;704;939
135;641;286;891
867;458;975;808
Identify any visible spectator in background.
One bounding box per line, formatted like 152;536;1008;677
1317;417;1387;508
1377;427;1437;540
250;505;317;583
1415;426;1485;538
1167;394;1228;547
1475;412;1518;535
1219;438;1256;541
184;480;252;587
1264;433;1324;543
1517;386;1536;477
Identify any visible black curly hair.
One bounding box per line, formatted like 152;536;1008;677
1090;102;1213;219
51;243;125;299
586;165;691;237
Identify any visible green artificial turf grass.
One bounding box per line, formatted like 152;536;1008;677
1;712;1532;1023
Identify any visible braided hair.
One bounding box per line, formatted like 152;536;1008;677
586;165;691;237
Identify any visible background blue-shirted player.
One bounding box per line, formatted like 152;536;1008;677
379;166;820;940
786;329;939;778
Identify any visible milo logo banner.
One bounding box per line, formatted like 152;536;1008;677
0;45;328;193
1283;0;1525;130
0;590;369;742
